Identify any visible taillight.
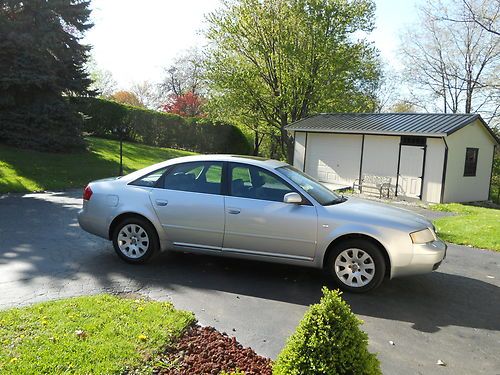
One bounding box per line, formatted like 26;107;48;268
83;185;93;201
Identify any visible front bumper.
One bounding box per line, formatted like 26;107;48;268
391;239;447;278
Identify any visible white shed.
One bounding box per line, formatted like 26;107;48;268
286;113;499;203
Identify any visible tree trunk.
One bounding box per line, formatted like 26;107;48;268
270;134;279;160
253;130;260;156
465;81;473;113
280;126;294;164
286;134;294;164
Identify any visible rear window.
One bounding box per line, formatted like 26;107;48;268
130;167;168;187
163;162;223;195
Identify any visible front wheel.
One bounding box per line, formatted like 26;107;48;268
112;217;159;264
325;239;386;293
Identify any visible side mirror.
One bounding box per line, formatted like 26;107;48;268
283;192;303;204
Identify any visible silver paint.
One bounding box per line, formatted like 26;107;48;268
78;154;446;283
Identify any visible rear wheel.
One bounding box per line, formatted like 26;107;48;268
112;217;158;264
326;238;386;293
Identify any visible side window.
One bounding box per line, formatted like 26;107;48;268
230;164;293;202
163;162;222;194
463;148;478;177
232;166;252;186
130;167;168;187
205;164;222;183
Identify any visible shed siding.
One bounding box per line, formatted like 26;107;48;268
443;120;495;202
422;138;445;203
361;135;400;186
293;131;307;171
304;133;362;185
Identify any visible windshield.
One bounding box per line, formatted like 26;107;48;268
276;166;345;206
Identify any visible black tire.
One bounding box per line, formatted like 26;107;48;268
325;238;386;293
112;217;159;264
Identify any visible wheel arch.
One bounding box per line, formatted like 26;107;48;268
323;233;392;277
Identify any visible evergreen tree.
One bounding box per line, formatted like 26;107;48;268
0;0;93;151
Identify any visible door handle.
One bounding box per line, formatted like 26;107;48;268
155;199;168;207
227;208;241;214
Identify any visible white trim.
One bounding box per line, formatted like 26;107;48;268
287;129;447;137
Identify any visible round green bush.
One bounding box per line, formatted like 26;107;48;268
273;287;381;375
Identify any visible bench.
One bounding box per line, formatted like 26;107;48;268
353;175;394;199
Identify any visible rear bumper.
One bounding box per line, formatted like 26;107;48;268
391;239;447;278
78;207;110;239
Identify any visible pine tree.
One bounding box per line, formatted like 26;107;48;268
0;0;93;151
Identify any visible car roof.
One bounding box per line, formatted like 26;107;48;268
120;154;289;182
170;154;288;167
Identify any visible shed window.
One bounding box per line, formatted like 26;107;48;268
401;136;426;146
463;148;478;177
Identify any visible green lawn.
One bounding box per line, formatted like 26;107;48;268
431;203;500;251
0;294;195;374
0;137;194;193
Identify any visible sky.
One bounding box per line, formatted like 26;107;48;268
83;0;423;89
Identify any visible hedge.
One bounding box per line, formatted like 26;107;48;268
273;287;381;375
73;97;252;155
0;98;85;152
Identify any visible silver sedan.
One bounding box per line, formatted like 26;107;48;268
78;155;446;292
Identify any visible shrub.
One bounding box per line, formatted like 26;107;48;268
273;287;381;375
0;98;85;152
74;97;251;154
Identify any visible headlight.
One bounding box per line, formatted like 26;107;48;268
410;228;436;244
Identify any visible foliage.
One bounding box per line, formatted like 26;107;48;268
390;101;417;113
431;203;500;251
162;91;205;117
0;137;194;193
110;90;144;107
204;0;381;160
0;294;195;374
273;287;381;375
399;0;500;122
0;0;93;152
75;97;251;154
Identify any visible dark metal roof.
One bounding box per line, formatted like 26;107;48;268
286;113;499;143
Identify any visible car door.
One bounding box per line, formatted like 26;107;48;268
149;161;225;251
223;162;318;260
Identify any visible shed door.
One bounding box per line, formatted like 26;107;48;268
304;133;362;186
398;145;425;199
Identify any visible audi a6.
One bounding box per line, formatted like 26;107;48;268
78;155;446;292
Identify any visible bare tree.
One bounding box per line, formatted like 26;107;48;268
442;0;500;36
375;66;402;112
160;48;206;97
87;58;117;98
464;0;500;35
400;0;500;122
130;81;162;110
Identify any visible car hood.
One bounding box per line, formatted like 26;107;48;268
323;197;432;231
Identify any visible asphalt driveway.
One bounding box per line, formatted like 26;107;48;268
0;190;499;374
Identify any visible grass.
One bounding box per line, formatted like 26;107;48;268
0;137;194;194
0;294;195;374
431;203;500;251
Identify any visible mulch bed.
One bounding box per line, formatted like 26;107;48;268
154;325;273;375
